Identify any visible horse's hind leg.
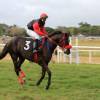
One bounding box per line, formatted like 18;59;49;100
10;53;25;84
17;57;25;81
10;54;19;76
36;68;46;86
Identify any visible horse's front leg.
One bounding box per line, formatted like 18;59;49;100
42;61;51;90
38;62;51;90
36;68;46;86
45;67;51;90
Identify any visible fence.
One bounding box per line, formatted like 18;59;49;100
54;46;100;64
0;44;5;47
0;43;100;64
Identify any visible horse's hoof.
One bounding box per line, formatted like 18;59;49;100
45;86;49;90
19;81;24;85
23;79;26;84
18;77;25;85
36;82;40;86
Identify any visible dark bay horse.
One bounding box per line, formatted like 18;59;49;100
0;31;72;89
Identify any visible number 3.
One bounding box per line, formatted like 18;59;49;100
24;41;31;50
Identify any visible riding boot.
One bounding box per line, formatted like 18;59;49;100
36;39;39;51
36;39;42;52
33;39;38;53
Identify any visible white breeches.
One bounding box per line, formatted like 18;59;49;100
27;29;41;39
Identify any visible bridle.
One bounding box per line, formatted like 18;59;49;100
47;33;69;49
58;33;66;49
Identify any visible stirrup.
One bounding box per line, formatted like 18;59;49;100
33;49;37;53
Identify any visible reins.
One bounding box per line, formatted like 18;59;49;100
46;33;66;49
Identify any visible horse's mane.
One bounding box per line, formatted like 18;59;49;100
48;31;62;37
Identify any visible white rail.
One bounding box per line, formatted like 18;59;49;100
0;44;5;46
56;46;100;64
73;46;100;49
0;43;100;64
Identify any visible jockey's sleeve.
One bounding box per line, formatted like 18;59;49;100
42;27;48;34
33;22;44;36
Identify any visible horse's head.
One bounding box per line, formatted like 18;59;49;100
48;31;72;55
58;32;72;55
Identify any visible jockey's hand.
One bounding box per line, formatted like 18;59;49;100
44;34;48;38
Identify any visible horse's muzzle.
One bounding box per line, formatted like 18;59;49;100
64;44;72;55
64;49;70;55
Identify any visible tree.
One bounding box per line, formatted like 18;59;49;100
56;26;68;32
90;26;100;36
67;27;79;35
0;24;8;35
46;27;54;33
79;22;91;27
78;22;91;35
7;25;27;36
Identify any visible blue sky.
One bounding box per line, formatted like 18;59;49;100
0;0;100;28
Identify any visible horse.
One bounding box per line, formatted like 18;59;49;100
0;31;72;90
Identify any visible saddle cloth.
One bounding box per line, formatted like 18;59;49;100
33;37;46;52
33;37;46;63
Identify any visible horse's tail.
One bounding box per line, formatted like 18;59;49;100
0;43;9;59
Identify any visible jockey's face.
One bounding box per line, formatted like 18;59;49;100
41;16;48;22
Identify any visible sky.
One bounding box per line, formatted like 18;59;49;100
0;0;100;28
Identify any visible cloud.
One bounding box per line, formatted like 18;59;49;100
0;0;100;28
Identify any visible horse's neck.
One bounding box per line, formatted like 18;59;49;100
47;32;62;52
47;39;57;53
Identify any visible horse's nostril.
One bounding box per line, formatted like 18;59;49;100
64;49;70;55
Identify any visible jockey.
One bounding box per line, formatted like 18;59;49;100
27;13;48;39
33;13;48;39
27;13;48;52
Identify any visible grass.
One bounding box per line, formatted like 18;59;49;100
0;60;100;100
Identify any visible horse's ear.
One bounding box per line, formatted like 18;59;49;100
65;32;71;37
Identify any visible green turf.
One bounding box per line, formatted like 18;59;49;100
0;60;100;100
